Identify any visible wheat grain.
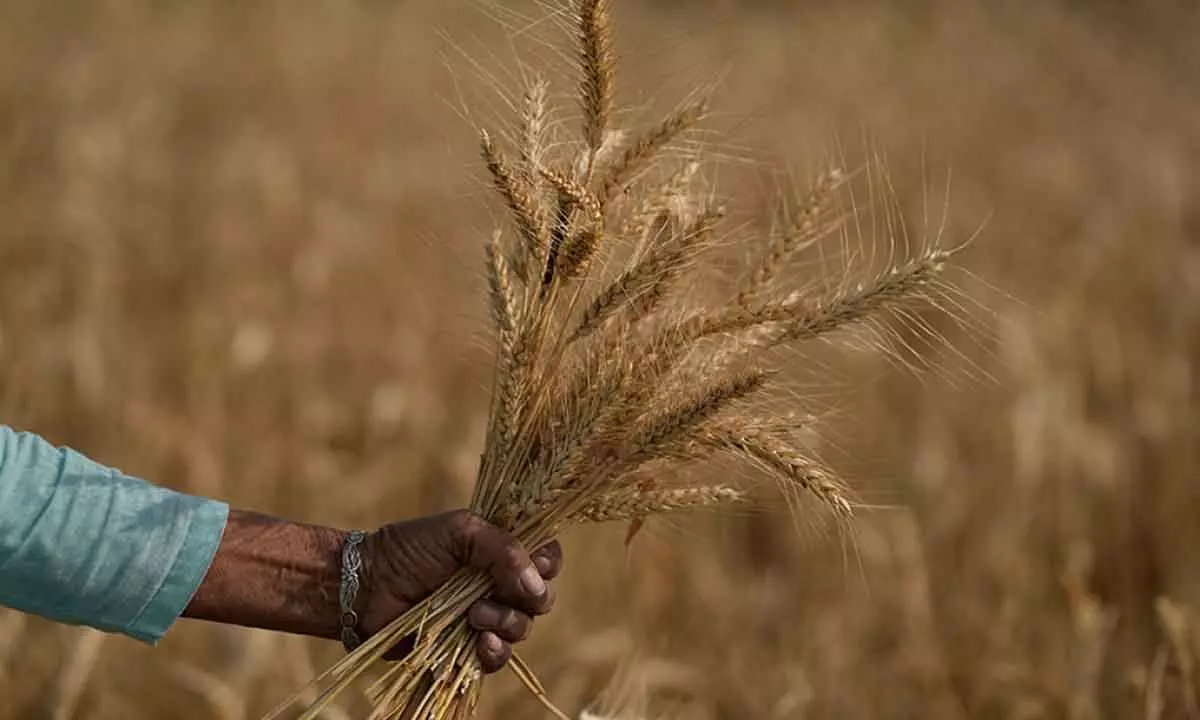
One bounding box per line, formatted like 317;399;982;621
629;245;952;385
623;368;770;466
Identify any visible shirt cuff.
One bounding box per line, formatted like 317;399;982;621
124;497;229;644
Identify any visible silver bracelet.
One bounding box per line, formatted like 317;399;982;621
339;530;367;652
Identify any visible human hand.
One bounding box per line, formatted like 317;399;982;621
357;510;562;673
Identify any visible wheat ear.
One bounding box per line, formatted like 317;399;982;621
737;167;847;306
600;99;708;203
574;486;746;522
701;426;852;516
573;205;724;341
481;131;546;282
518;78;549;191
578;0;615;157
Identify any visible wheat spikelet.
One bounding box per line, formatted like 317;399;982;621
538;165;605;290
571;210;671;342
633;245;952;383
482;231;523;460
540;165;604;227
777;248;949;343
555;227;600;279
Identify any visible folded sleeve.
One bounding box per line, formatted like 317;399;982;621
0;425;229;644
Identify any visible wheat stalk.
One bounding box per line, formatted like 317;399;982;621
268;2;969;717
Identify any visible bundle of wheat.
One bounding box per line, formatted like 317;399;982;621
270;1;967;718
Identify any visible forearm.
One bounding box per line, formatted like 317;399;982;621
182;509;348;641
0;426;229;643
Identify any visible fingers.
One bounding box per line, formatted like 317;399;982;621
468;596;541;673
468;599;532;643
532;540;563;581
475;631;512;674
451;513;562;672
452;512;555;616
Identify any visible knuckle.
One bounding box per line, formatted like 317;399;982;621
477;633;511;673
449;509;483;538
466;603;487;629
449;510;490;562
514;615;532;641
537;542;563;576
501;541;527;572
500;608;528;639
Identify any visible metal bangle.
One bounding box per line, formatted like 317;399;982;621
339;530;367;652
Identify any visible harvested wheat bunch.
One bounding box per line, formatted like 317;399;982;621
271;1;969;718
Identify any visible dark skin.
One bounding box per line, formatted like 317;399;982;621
182;509;561;673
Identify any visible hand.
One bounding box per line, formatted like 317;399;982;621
357;510;562;673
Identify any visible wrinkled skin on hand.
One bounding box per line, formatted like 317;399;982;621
357;510;562;673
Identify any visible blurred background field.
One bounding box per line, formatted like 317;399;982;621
0;1;1197;718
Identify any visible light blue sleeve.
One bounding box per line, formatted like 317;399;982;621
0;425;229;644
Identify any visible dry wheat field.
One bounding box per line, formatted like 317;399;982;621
0;1;1198;718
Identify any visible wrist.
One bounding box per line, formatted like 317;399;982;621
184;509;352;642
309;524;352;641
